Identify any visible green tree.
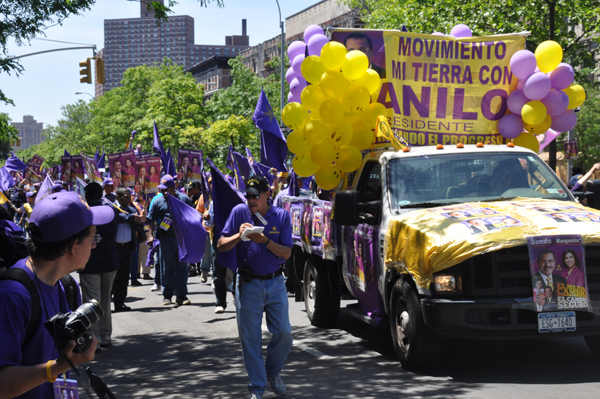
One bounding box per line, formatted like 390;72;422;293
0;113;19;161
344;0;600;169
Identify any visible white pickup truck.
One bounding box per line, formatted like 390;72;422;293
283;143;600;370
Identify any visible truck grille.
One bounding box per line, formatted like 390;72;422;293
457;244;600;299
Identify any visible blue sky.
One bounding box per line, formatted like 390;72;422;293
0;0;317;128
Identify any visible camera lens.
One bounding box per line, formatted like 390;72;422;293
76;299;104;329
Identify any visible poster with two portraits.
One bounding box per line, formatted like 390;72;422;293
528;235;592;313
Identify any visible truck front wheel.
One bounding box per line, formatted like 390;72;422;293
303;257;340;327
390;279;441;371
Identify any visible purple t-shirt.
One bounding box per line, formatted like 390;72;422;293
0;258;81;399
221;203;293;274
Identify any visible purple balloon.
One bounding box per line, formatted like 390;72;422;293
507;90;530;114
549;63;575;90
450;24;472;38
307;34;329;56
292;54;305;77
498;114;524;139
523;72;551;101
551;109;577;132
285;67;296;85
304;25;324;43
541;90;569;116
516;80;523;90
510;50;537;80
288;41;307;62
290;77;307;98
288;91;301;104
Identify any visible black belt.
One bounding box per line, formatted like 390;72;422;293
240;268;284;281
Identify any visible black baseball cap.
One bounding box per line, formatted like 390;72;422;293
244;175;269;196
187;179;202;189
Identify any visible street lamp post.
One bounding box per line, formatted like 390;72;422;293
275;0;285;115
75;92;95;99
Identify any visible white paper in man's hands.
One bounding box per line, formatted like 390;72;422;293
241;226;264;241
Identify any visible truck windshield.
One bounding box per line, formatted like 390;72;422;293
388;152;572;208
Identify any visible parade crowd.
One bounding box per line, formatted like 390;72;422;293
0;140;308;399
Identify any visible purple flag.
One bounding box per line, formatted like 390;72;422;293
94;149;100;164
165;148;176;177
288;171;299;197
207;158;245;271
64;149;71;156
246;147;275;185
35;175;53;204
146;238;160;267
234;151;251;182
4;153;27;172
166;193;207;263
97;150;106;169
152;121;165;157
253;89;288;172
227;145;245;191
0;167;15;191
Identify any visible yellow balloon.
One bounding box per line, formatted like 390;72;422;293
361;102;388;129
287;130;312;155
319;98;344;125
320;70;348;99
282;102;309;131
351;69;381;95
292;154;320;177
303;119;328;144
563;84;586;109
315;165;342;190
320;42;348;70
342;85;371;113
513;132;540;153
310;142;336;167
524;114;552;135
335;146;363;172
309;109;320;120
300;85;327;112
327;122;353;147
521;100;547;126
301;55;327;85
535;40;563;73
344;111;362;125
350;125;375;150
341;50;369;80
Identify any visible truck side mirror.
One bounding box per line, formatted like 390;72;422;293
333;190;360;226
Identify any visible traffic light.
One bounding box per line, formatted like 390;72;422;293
95;58;105;84
79;59;92;84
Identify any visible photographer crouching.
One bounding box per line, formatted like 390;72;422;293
0;191;115;399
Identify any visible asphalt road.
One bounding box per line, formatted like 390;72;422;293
80;272;600;399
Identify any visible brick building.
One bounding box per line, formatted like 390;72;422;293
11;115;45;151
96;1;249;97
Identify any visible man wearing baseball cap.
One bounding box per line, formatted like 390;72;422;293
103;178;116;203
217;175;293;399
0;191;115;398
147;175;193;306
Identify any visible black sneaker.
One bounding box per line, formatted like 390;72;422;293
176;297;191;306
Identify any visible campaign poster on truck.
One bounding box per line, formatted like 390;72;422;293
527;235;592;313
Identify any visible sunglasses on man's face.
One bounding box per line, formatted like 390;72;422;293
245;193;261;200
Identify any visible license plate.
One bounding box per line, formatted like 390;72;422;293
538;311;576;333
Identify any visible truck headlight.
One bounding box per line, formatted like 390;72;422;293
433;271;463;295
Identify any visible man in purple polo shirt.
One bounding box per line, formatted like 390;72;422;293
217;175;293;399
0;191;115;398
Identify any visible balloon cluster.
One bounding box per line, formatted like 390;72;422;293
282;25;384;190
497;40;586;152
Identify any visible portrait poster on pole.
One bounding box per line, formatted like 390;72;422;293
61;156;74;185
178;149;203;185
527;235;591;313
144;156;161;198
82;154;102;183
120;150;136;189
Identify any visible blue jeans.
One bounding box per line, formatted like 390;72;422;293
235;274;293;395
200;234;213;272
159;235;188;298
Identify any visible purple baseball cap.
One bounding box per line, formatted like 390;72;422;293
103;178;114;186
157;174;175;189
30;192;115;242
51;183;64;193
26;191;37;198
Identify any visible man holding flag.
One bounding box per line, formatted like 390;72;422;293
217;175;293;399
147;175;193;306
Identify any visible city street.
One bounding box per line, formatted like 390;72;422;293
83;272;600;399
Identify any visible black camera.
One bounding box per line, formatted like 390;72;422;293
45;299;104;353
